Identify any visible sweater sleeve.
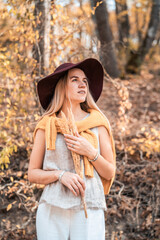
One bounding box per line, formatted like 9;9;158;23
103;122;116;195
97;111;116;195
33;116;48;141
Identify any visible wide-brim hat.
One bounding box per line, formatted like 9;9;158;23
37;58;104;110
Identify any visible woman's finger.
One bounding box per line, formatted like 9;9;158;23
67;145;78;153
75;132;79;137
67;184;78;196
64;138;79;146
73;176;85;197
64;134;79;141
77;176;86;191
72;182;80;196
75;181;85;197
66;142;80;149
60;172;85;197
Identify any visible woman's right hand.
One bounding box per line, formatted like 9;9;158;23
60;172;85;197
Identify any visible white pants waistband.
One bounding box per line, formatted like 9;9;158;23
36;202;105;240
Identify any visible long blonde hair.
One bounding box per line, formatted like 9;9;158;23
42;70;105;119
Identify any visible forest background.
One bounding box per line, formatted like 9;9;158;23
0;0;160;239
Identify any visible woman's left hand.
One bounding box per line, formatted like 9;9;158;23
64;133;97;159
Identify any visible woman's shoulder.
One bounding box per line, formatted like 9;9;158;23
33;114;54;139
89;108;108;122
36;115;49;128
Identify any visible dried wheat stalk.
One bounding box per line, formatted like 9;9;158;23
67;108;88;218
67;109;88;218
56;108;88;218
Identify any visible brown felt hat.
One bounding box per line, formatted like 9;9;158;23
37;58;104;110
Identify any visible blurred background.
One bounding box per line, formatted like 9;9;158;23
0;0;160;239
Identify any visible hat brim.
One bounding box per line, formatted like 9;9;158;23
37;58;104;110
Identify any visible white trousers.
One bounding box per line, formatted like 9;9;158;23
36;202;105;240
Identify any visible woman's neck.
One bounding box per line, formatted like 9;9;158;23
60;102;87;121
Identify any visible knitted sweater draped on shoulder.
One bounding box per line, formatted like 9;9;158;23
33;109;116;195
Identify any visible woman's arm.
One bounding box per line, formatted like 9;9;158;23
28;129;61;185
64;126;115;180
91;126;115;180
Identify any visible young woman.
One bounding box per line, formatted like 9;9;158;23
28;58;116;240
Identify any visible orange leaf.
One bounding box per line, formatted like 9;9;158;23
7;204;12;211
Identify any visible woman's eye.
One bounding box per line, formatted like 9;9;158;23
83;80;87;85
72;79;77;82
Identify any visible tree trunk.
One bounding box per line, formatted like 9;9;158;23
115;0;129;45
134;0;142;43
90;0;119;78
44;0;51;74
126;0;159;73
33;0;51;76
50;0;55;59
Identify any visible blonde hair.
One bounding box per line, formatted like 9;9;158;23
42;74;68;117
42;70;104;118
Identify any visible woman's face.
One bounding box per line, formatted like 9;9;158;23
66;68;88;104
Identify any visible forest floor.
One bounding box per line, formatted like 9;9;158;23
0;62;160;240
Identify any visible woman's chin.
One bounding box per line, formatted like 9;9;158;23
70;97;86;104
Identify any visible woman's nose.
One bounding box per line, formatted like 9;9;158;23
79;81;86;88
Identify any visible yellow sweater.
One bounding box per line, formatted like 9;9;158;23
33;109;116;195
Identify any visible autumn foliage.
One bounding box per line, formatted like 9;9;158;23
0;0;160;239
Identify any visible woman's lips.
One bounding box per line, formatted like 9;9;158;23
78;90;86;94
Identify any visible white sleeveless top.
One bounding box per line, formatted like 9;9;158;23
39;115;107;211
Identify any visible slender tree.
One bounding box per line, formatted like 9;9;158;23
33;0;51;76
90;0;119;78
115;0;130;45
43;0;51;74
126;0;159;73
50;0;55;57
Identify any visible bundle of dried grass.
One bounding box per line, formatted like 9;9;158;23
55;108;88;218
